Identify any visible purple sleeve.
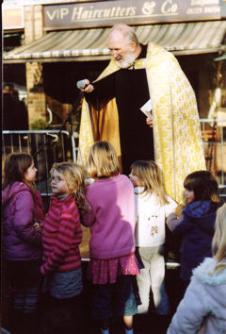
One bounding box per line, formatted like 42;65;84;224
166;213;184;232
14;191;42;245
41;205;81;274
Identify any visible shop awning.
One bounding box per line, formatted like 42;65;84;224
214;53;226;61
4;20;226;63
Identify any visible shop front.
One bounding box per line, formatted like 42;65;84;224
3;0;226;259
3;0;226;125
3;1;226;187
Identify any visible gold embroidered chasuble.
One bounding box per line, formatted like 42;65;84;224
78;43;206;203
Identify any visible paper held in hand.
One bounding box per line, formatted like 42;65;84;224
140;99;153;119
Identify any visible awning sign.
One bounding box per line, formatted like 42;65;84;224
3;7;24;30
44;0;222;30
4;20;226;63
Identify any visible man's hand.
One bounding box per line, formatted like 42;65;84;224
146;117;153;127
77;79;94;93
84;83;94;93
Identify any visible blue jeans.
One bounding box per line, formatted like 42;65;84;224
43;268;83;299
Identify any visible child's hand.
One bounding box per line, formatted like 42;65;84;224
175;204;184;217
85;178;95;185
34;222;41;232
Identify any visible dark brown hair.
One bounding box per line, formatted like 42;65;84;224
3;153;33;189
183;170;219;202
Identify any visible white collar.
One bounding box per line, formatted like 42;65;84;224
134;186;145;194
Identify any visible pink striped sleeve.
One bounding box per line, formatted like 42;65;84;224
41;203;81;274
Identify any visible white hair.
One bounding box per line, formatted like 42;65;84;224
109;23;139;45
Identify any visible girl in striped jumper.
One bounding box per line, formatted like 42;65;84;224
41;162;87;334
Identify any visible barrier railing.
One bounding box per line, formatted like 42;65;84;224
200;118;226;198
2;124;225;260
2;121;226;199
2;130;78;197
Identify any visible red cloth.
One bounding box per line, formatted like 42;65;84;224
89;253;139;284
41;195;82;275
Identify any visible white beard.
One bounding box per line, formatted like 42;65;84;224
116;52;137;69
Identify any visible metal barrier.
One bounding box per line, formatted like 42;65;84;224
200;118;226;198
2;124;225;260
2;121;226;199
2;130;78;197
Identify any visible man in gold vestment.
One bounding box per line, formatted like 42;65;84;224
77;24;206;203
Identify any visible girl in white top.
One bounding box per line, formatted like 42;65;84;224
129;160;177;315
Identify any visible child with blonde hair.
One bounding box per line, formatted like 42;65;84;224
41;162;86;334
167;204;226;334
82;141;139;334
129;160;177;318
2;153;44;333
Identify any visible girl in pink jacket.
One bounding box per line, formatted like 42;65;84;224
83;141;139;334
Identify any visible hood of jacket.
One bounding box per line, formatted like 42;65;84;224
193;257;226;286
183;200;219;233
2;182;30;207
184;200;218;218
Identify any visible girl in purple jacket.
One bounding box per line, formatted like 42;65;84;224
167;170;221;296
83;141;139;334
2;153;44;334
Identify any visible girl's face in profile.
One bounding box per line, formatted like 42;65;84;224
24;161;37;183
129;170;143;187
51;170;69;196
184;187;195;204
